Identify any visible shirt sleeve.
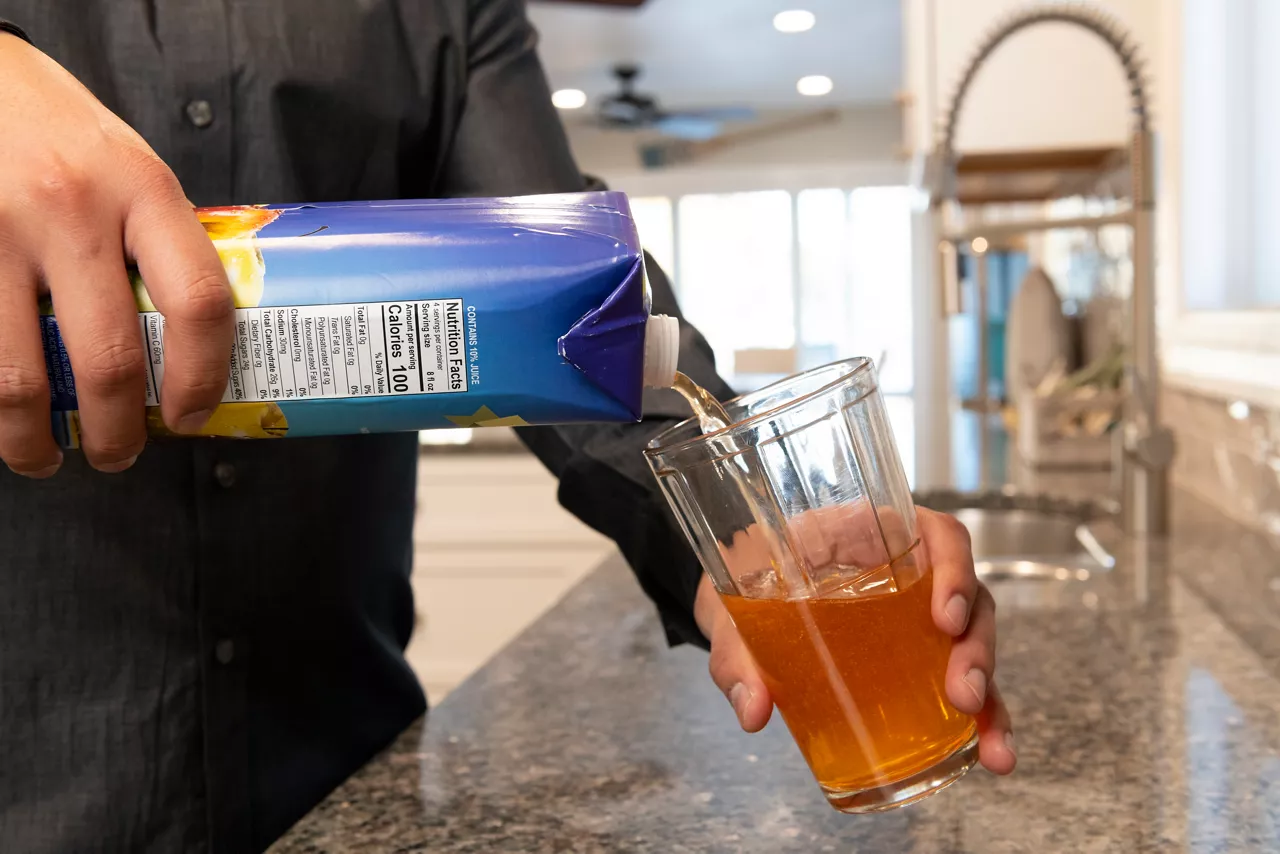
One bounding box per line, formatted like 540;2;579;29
433;0;736;649
0;21;32;43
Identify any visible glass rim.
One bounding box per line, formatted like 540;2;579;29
644;356;876;460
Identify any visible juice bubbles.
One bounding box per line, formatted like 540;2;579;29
721;547;975;802
647;358;979;812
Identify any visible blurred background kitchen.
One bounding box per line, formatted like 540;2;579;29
407;0;1279;699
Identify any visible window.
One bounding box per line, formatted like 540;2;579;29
665;185;915;478
846;187;914;394
795;187;915;394
666;187;914;393
676;191;795;375
797;189;849;368
1182;0;1280;309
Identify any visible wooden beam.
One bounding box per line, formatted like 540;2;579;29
954;147;1124;175
950;146;1130;204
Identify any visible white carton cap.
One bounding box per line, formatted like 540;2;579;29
642;314;680;388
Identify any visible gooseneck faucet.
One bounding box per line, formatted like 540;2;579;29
926;2;1174;537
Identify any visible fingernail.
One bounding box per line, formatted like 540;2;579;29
1004;731;1016;756
945;594;970;633
9;455;63;479
728;683;754;723
963;668;987;707
97;455;138;474
175;410;214;434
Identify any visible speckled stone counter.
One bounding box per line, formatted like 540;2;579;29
272;490;1280;853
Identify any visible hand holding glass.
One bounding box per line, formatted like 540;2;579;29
646;359;977;812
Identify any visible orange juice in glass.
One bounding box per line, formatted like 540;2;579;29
646;359;976;812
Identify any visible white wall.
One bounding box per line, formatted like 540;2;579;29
902;0;1163;155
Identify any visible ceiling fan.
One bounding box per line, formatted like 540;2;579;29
595;64;756;141
638;108;842;169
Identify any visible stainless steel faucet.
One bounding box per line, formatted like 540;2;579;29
925;2;1174;536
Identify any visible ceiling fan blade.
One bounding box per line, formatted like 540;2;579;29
652;114;724;141
639;109;841;170
669;106;757;123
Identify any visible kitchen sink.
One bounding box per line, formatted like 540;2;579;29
912;489;1119;582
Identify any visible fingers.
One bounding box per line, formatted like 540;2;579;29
919;507;979;636
697;576;773;733
0;254;62;477
38;198;148;471
707;620;773;733
1;34;224;470
945;584;995;715
917;507;1013;773
123;169;232;433
976;681;1017;775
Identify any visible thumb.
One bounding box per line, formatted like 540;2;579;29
707;616;773;733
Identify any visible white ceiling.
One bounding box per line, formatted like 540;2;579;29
525;0;903;113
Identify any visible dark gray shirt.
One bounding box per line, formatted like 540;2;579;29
0;3;730;852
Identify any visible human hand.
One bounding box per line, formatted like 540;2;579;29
694;505;1017;776
0;33;232;476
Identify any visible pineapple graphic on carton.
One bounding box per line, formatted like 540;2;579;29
139;206;290;440
130;206;281;311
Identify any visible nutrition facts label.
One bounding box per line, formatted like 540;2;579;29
140;299;468;406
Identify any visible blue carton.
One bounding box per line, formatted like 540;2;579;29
42;192;679;447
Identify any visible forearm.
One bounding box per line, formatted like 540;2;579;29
516;250;734;649
518;417;707;647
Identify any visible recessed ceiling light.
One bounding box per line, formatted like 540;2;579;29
552;88;587;110
796;75;833;97
774;10;816;33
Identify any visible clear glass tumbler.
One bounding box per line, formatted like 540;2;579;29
645;358;977;812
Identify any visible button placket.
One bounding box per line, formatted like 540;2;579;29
213;462;237;488
155;0;233;201
214;639;235;665
158;1;247;844
185;99;215;128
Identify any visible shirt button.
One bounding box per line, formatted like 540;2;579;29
185;99;214;128
213;462;237;488
215;639;235;665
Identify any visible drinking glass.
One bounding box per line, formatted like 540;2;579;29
645;358;977;812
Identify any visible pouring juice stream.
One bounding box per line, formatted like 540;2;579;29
669;370;815;598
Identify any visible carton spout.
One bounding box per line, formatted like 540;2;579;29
642;315;680;389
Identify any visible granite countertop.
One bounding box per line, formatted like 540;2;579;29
272;489;1280;854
